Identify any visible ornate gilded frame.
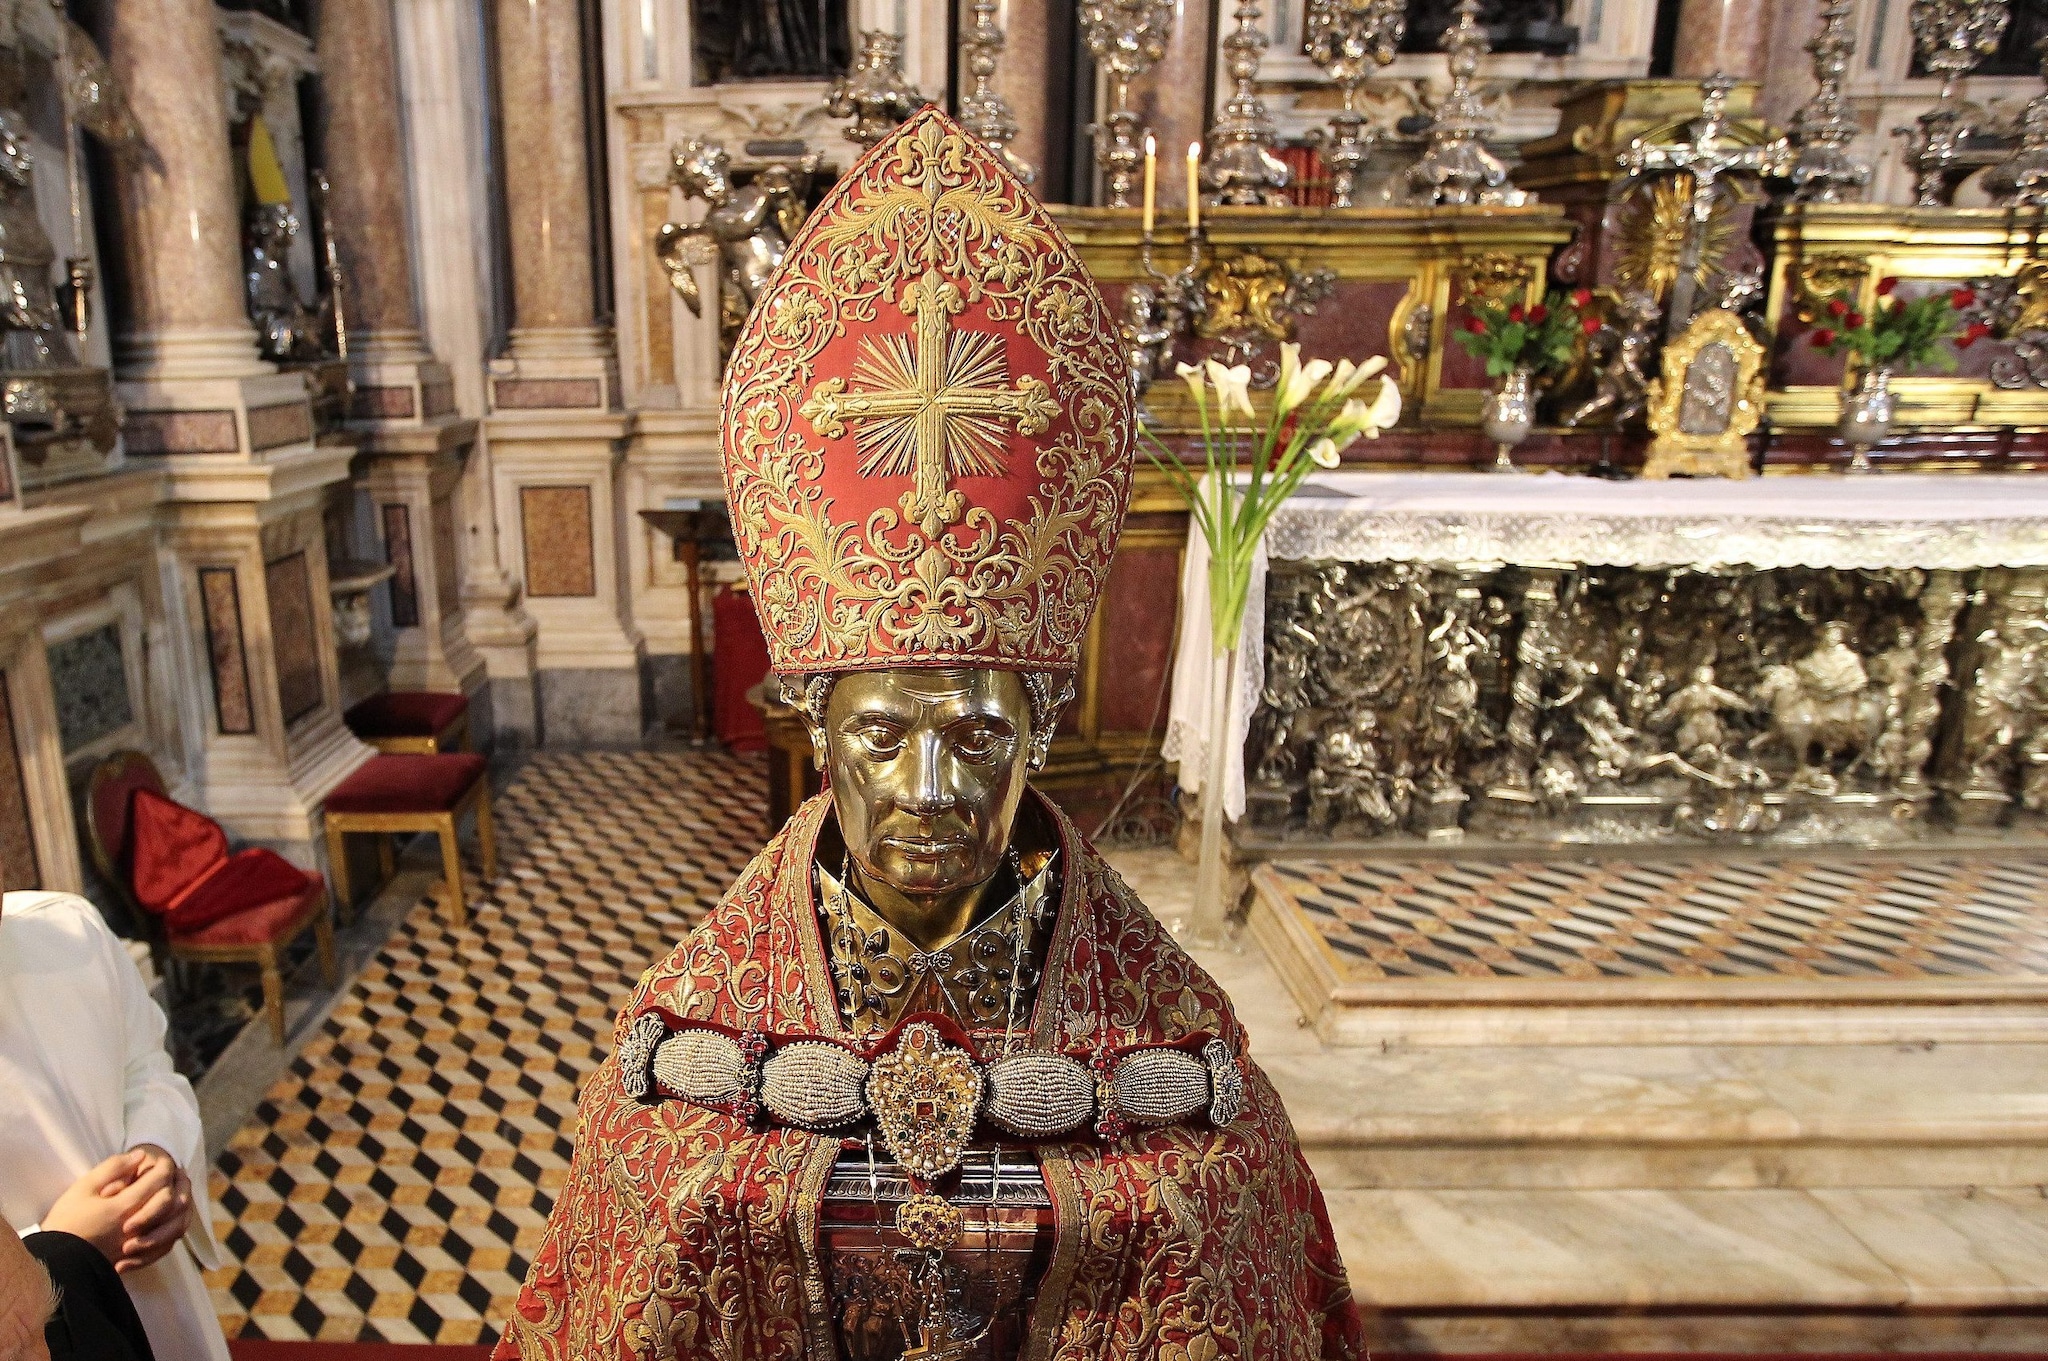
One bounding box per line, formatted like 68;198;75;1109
1643;308;1766;480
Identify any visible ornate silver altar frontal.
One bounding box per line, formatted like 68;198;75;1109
1247;558;2048;844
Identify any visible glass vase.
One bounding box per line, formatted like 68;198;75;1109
1183;643;1240;948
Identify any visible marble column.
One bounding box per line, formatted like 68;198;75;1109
318;0;486;708
492;0;611;387
1757;0;1824;129
98;0;265;380
1673;0;1776;80
316;0;431;368
100;0;368;857
992;1;1054;185
1136;3;1217;210
486;0;640;744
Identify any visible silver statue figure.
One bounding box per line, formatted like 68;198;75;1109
245;203;323;364
0;109;67;370
1563;290;1661;429
1960;612;2047;800
1653;663;1750;764
657;139;814;349
1752;622;1884;795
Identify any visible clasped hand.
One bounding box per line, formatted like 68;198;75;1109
40;1145;193;1274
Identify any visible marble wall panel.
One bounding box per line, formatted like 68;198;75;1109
124;410;241;455
432;492;461;616
520;485;597;597
1097;539;1183;735
247;401;315;451
47;623;134;754
354;386;419;421
199;567;256;735
0;672;39;891
494;378;603;409
266;552;324;725
383;504;420;627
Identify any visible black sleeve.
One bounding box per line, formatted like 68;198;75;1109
22;1231;157;1361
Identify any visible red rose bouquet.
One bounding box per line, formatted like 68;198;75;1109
1450;289;1592;380
1808;277;1985;372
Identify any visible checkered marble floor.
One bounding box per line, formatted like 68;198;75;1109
205;749;767;1345
1266;856;2048;983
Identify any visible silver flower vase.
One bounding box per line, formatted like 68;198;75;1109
1481;366;1535;472
1839;367;1894;474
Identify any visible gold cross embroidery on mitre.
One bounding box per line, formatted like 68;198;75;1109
800;270;1060;537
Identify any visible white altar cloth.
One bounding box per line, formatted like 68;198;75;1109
1163;472;2048;819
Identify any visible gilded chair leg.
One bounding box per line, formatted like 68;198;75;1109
325;820;352;924
261;951;285;1045
438;813;466;926
477;783;497;881
314;910;337;987
377;834;396;884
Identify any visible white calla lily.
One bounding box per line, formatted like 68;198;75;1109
1276;343;1300;407
1307;436;1341;468
1279;355;1334;415
1205;359;1255;419
1364;374;1402;432
1328;354;1388;402
1176;361;1207;407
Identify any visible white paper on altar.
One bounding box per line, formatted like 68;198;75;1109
1163;471;2048;822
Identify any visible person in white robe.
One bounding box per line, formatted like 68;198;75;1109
0;890;230;1361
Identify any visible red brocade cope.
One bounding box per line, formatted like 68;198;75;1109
719;106;1135;677
492;792;1363;1361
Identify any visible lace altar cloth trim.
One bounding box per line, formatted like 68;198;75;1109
1167;471;2048;820
1263;473;2048;571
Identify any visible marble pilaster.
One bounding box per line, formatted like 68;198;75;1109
1673;0;1776;80
97;0;364;855
391;0;540;749
485;0;638;744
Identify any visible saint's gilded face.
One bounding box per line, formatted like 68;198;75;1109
820;668;1033;901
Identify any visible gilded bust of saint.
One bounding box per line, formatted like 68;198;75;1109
496;108;1361;1361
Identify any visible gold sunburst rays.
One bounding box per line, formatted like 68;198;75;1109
847;328;1016;481
1614;175;1735;306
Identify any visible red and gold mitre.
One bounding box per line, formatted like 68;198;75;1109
719;106;1134;677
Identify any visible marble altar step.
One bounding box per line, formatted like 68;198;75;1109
1328;1184;2048;1353
1249;852;2048;1047
1106;849;2048;1352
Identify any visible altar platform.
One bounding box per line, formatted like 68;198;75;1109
1114;851;2048;1355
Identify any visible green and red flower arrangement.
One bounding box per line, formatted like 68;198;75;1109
1808;277;1989;371
1451;288;1598;380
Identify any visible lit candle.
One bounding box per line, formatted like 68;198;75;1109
1187;142;1202;230
1142;135;1157;236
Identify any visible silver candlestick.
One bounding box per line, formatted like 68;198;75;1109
1986;36;2048;206
1893;0;2011;206
1203;0;1292;205
1407;0;1527;206
1785;0;1871;203
959;0;1033;184
1081;0;1177;208
1304;0;1405;208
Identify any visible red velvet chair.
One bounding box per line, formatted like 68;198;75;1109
323;753;495;926
84;751;336;1045
343;690;471;754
